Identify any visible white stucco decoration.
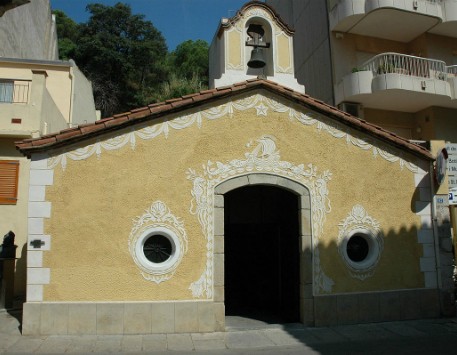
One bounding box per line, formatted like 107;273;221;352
46;94;420;175
337;205;383;280
128;201;188;284
187;135;334;298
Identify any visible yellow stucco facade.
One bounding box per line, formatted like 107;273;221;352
38;91;426;302
20;84;443;334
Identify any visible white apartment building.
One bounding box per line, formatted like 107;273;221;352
266;0;457;142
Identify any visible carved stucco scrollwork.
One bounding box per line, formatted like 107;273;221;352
128;201;188;284
47;94;420;174
187;135;334;298
337;205;383;280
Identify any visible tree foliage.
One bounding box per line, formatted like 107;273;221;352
53;3;210;117
168;40;209;82
76;3;169;116
53;10;79;60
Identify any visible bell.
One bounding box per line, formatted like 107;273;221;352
248;47;266;69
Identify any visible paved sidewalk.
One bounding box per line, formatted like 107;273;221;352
1;309;457;354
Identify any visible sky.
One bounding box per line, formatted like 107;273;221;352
50;0;259;51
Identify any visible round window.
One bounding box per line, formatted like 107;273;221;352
346;234;369;262
133;227;181;273
340;229;381;272
143;234;173;263
128;201;188;283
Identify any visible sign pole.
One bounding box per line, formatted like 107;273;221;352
451;205;457;261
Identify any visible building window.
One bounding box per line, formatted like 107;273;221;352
0;160;19;205
340;229;382;275
337;205;383;280
133;227;182;274
143;234;173;264
128;201;188;283
0;81;14;103
346;234;369;262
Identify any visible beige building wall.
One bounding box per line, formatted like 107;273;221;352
0;61;97;303
69;63;98;126
0;138;30;297
0;0;97;307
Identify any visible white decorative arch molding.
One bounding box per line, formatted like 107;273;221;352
186;135;334;300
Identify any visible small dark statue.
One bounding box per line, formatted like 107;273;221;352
0;231;16;259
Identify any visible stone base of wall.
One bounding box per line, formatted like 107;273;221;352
313;289;442;327
22;289;447;335
22;301;225;336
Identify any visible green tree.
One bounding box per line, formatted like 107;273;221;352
74;3;168;116
155;73;207;103
54;3;211;116
168;39;209;82
52;10;80;60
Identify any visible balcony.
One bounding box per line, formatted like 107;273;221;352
430;0;457;36
0;81;30;104
335;52;457;112
329;0;457;41
0;80;35;137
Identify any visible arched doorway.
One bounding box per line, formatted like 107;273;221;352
224;185;300;323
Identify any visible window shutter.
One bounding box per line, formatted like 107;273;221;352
0;160;19;204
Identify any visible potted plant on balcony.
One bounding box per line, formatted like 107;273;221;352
377;61;395;74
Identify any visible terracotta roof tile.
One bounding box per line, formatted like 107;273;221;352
199;88;215;95
32;137;55;146
214;88;232;96
104;115;129;128
148;102;165;108
80;124;106;135
56;129;82;141
192;92;214;102
170;98;194;108
97;117;114;124
59;127;80;134
127;109;150;120
15;79;433;161
182;92;201;99
150;103;172;114
165;97;183;104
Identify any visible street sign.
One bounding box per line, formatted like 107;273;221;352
447;142;457;190
449;161;457;175
446;143;457;154
450;188;457;205
450;176;457;187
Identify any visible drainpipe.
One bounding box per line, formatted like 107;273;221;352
430;159;443;290
68;60;75;127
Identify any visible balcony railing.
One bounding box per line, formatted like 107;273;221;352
447;65;457;76
0;81;30;104
358;53;448;80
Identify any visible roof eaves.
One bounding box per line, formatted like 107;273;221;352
15;79;433;161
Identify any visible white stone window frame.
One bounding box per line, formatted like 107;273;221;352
129;201;188;284
340;228;381;272
134;226;182;274
337;205;383;280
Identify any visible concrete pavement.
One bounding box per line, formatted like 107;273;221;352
1;309;457;354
